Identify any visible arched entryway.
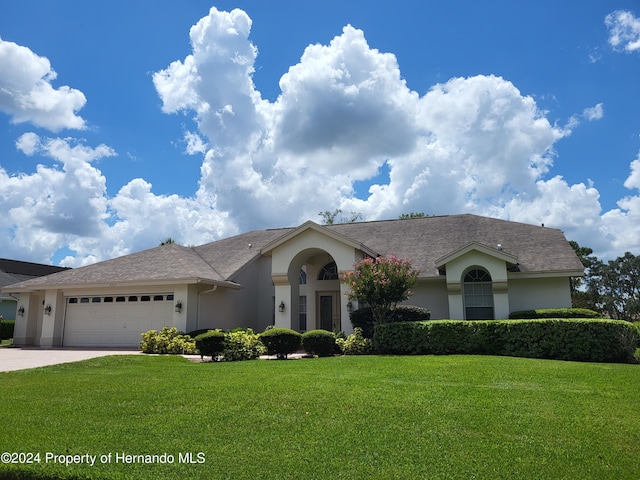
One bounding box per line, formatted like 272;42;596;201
268;222;362;335
462;267;494;320
287;251;343;332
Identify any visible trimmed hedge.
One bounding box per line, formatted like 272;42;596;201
0;320;15;340
350;305;431;338
302;329;336;357
194;330;226;360
187;329;212;338
259;328;302;359
509;308;603;319
374;319;639;363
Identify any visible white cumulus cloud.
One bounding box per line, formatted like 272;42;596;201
146;7;640;260
2;7;640;266
0;37;87;131
605;10;640;53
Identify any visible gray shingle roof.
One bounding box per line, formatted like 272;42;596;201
326;214;584;276
2;214;583;292
2;243;232;291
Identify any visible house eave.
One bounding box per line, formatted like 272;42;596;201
507;269;585;279
1;277;243;294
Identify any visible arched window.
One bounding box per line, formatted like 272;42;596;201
463;268;494;320
318;261;338;280
299;267;307;285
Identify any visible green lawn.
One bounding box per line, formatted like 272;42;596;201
1;354;638;480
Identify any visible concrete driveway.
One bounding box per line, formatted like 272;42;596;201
0;347;141;372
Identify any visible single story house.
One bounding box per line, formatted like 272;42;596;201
0;258;69;320
2;214;584;348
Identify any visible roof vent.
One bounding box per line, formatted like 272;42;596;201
248;243;253;248
497;244;503;251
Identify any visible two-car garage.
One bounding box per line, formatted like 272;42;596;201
63;293;175;347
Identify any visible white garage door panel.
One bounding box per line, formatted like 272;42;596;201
64;295;174;347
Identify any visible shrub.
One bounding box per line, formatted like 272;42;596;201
509;308;603;319
222;328;266;361
0;320;15;340
187;328;212;338
302;329;336;357
350;305;431;338
374;319;639;363
139;327;197;354
336;327;373;355
194;330;226;360
259;328;302;359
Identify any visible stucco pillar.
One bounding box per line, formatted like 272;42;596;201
492;280;509;320
273;274;291;329
446;282;464;320
13;293;37;346
40;290;64;347
339;280;354;335
172;285;189;333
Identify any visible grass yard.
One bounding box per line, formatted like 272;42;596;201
0;354;638;480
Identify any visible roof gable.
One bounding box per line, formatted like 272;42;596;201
435;241;519;269
259;221;379;258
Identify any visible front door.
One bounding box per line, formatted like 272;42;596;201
317;291;341;332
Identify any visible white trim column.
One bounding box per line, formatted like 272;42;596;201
40;289;64;347
272;274;291;329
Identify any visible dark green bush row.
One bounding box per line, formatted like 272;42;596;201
509;308;603;319
194;330;226;360
302;329;336;357
374;319;639;363
350;305;431;338
259;328;301;359
0;320;15;340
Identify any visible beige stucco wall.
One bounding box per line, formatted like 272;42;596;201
406;278;449;319
197;256;274;333
507;276;572;313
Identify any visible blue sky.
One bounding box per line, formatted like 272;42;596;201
1;1;639;266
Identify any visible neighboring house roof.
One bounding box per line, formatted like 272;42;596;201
0;258;70;299
2;214;584;293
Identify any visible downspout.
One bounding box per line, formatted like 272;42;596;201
60;295;68;347
196;285;218;330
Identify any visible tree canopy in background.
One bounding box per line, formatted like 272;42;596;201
570;242;640;320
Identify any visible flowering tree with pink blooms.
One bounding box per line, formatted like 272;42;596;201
343;255;419;325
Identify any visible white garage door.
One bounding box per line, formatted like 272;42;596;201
64;294;174;347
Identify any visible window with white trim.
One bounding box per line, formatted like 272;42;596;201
463;268;494;320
